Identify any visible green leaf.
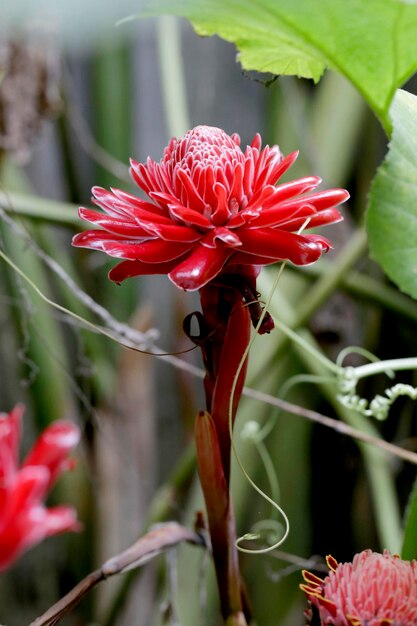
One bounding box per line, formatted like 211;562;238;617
402;476;417;559
367;90;417;301
142;0;417;131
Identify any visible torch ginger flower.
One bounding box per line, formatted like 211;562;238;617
73;125;350;625
0;405;81;571
301;549;417;625
72;125;349;291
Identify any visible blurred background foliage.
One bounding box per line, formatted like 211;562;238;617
1;4;417;626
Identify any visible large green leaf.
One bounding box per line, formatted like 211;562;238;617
402;476;417;560
367;90;417;301
142;0;417;131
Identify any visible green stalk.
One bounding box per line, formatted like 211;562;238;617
92;39;135;320
0;189;80;225
35;227;114;397
310;71;367;185
0;220;74;426
92;41;132;189
156;16;190;138
0;162;75;426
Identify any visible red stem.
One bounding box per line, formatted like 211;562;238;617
194;281;252;624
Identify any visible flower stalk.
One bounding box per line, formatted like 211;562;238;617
73;124;349;624
195;410;244;621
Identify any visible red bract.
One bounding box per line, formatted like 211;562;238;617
0;405;81;572
72;125;349;291
301;550;417;626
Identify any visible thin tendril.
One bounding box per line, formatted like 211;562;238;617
336;345;383;368
273;317;340;374
229;259;290;554
255;373;335;442
229;217;331;553
229;219;326;554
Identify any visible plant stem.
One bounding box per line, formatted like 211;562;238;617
354;357;417;380
157;16;190;138
0;189;80;225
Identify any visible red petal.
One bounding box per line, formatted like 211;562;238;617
23;421;80;490
278;207;343;231
149;190;181;210
237;228;326;265
250;133;262;150
205;166;222;209
44;506;81;536
243;204;316;229
275;188;349;213
100;239;193;262
268;176;321;203
108;258;181;284
134;208;174;226
303;234;332;252
314;596;338;617
130;160;155;195
78;208;152;238
200;227;241;249
302;570;324;587
72;230;149;250
259;150;298;187
5;466;50;514
168;204;212;229
224;213;247;228
228;161;245;205
91;187;135;217
177;169;206;212
211;183;231;226
111;187;166;215
145;222;201;243
243;153;255;197
0;405;23;481
244;185;276;213
326;555;339;572
253;147;283;189
92;187;168;221
169;245;233;290
0;504;47;570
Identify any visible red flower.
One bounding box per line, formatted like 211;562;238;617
301;550;417;626
72;125;349;291
0;405;81;571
